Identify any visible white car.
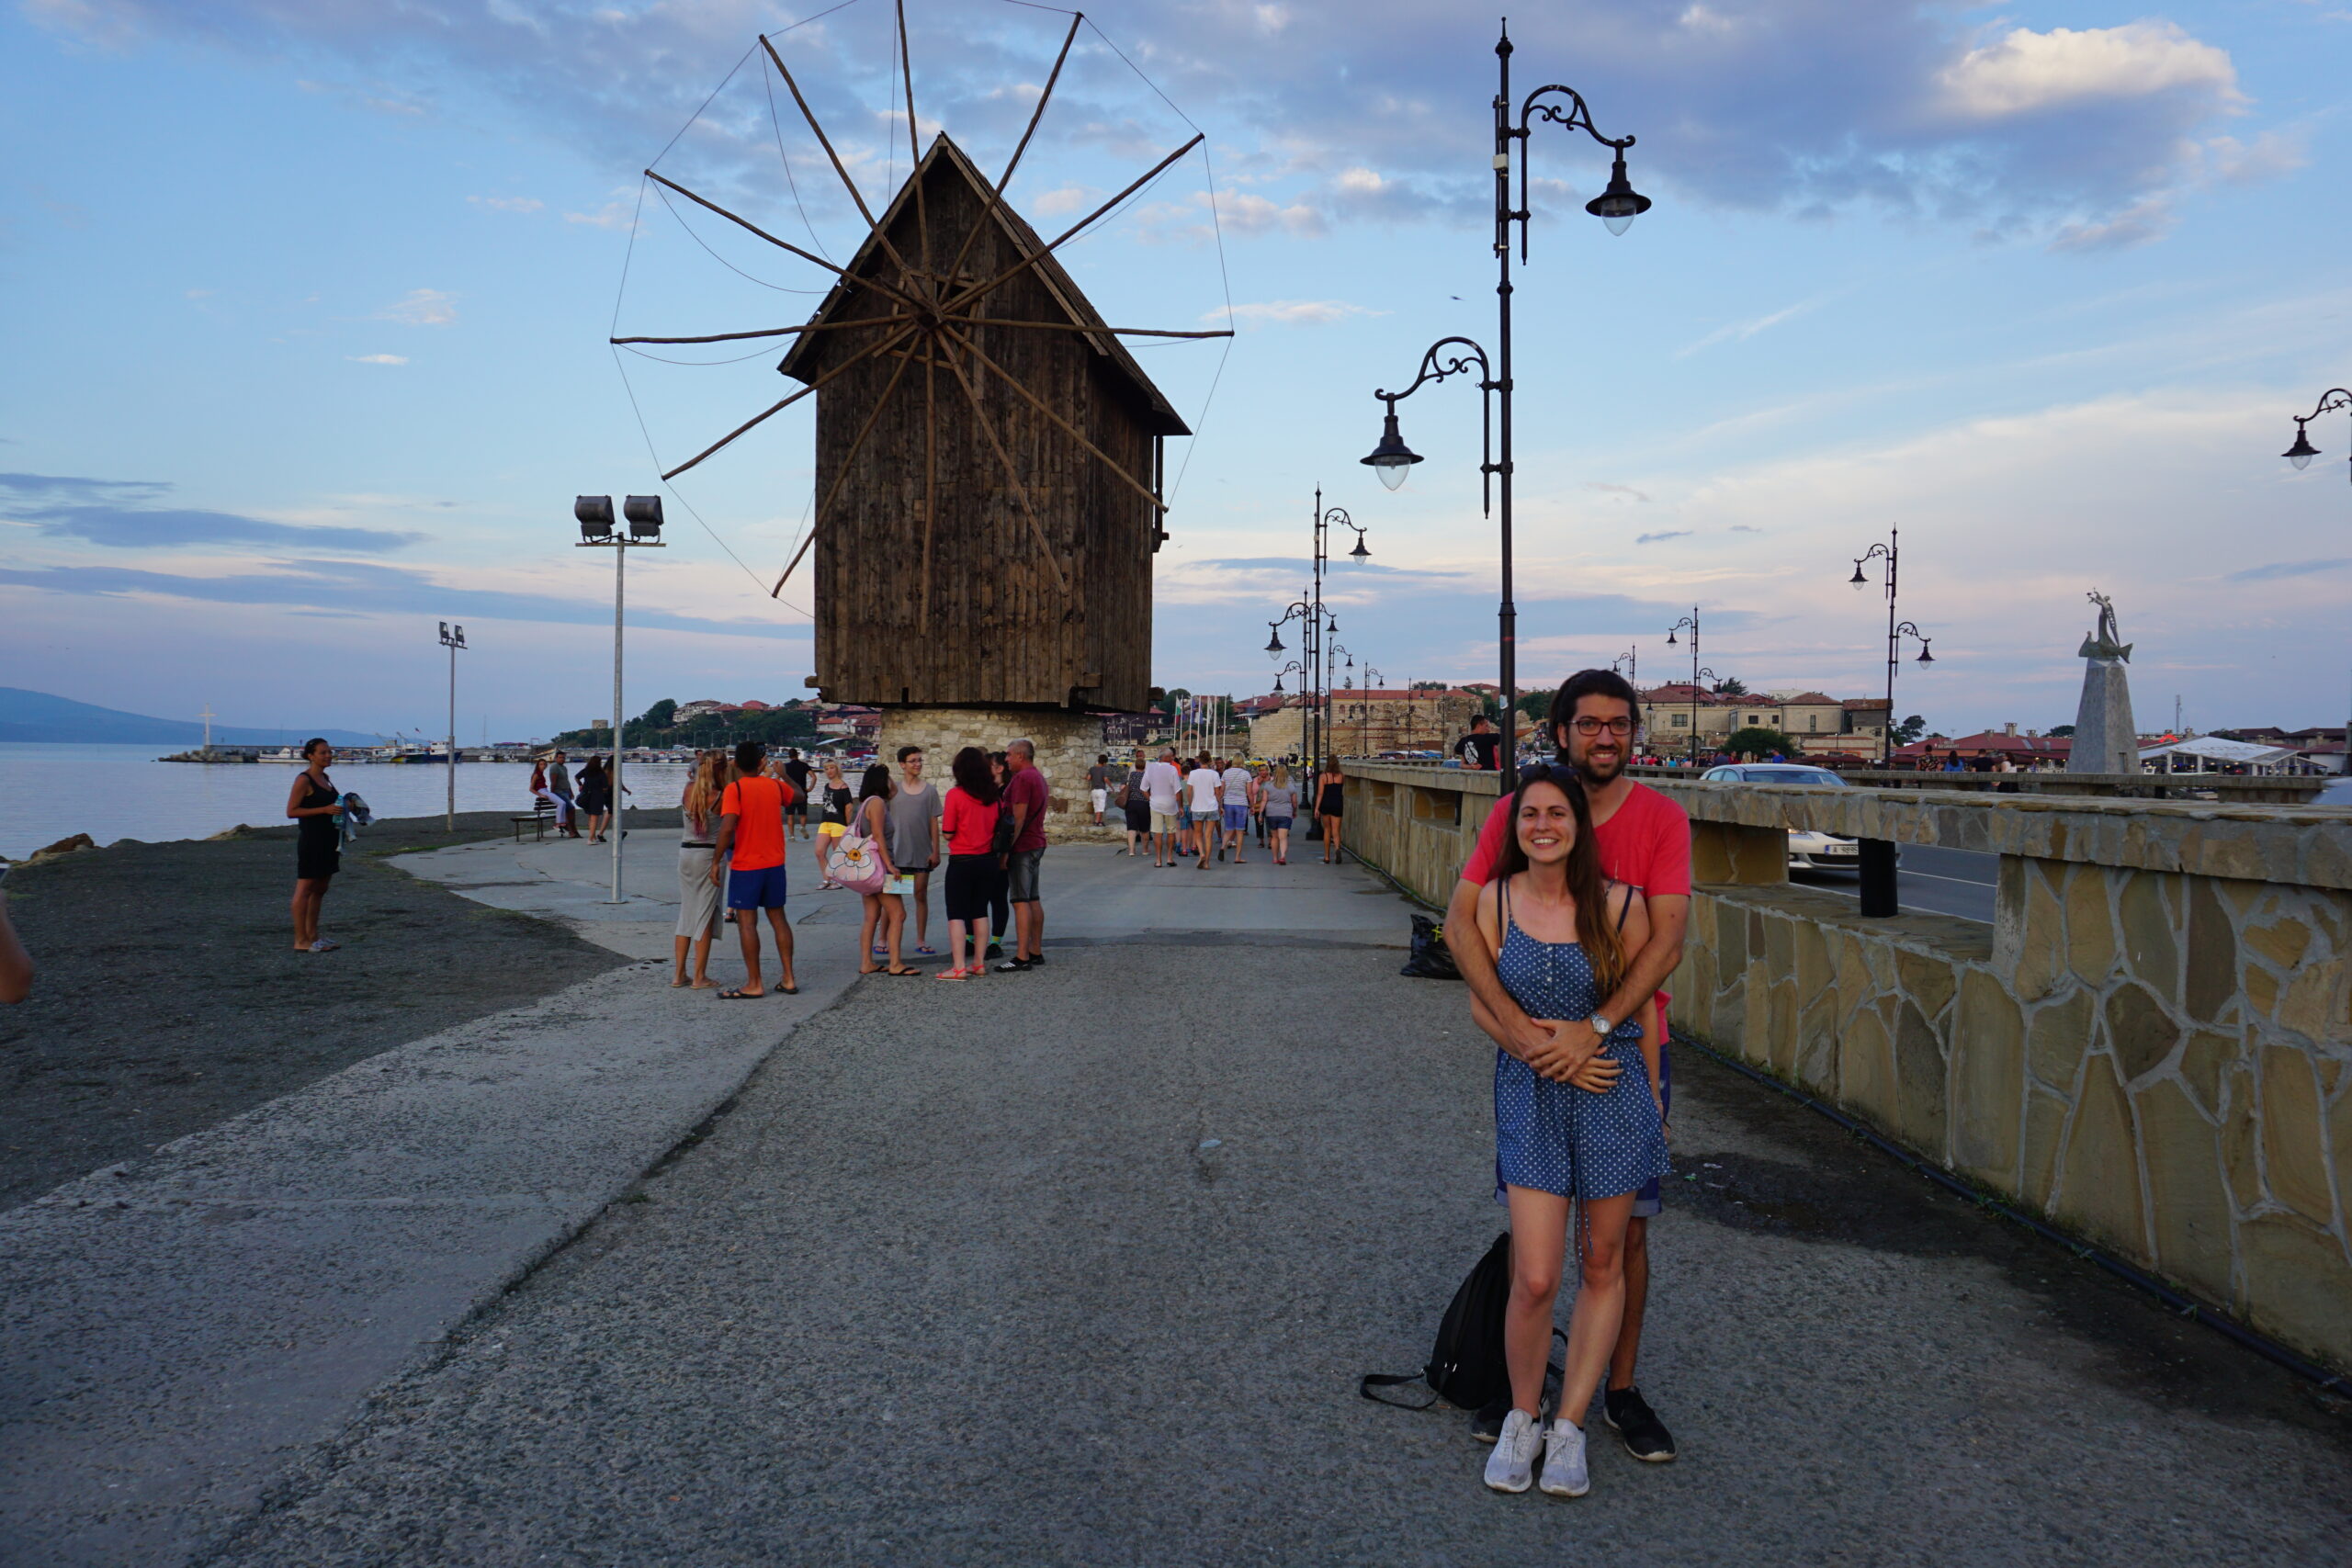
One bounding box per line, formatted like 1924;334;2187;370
1701;763;1861;872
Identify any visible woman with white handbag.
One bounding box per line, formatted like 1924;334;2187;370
843;763;918;975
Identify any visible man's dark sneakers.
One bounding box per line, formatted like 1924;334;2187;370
1603;1386;1677;1462
993;957;1031;973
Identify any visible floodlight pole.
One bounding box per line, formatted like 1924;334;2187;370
438;622;468;829
576;494;665;904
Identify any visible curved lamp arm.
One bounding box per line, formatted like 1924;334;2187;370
1369;336;1498;514
1514;86;1644;259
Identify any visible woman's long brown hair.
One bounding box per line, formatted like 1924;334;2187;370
683;750;725;828
1492;764;1626;997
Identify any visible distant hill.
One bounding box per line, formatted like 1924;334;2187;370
0;688;382;748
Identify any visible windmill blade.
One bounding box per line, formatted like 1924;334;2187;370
936;11;1082;290
895;0;931;291
935;338;1069;596
921;333;937;631
647;171;926;317
613;317;910;346
950;317;1233;340
938;324;1167;514
758;33;923;293
665;317;920;479
944;133;1204;319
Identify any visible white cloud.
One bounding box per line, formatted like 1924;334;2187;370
376;288;456;326
346;354;408;365
1216;299;1383;327
564;201;637;231
1938;24;2240;120
1028;184;1098;217
1217;192;1325;239
2050;197;2176;254
1676;298;1825;358
469;194;544;214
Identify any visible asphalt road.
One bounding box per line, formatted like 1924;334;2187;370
209;937;2349;1566
1793;843;1998;924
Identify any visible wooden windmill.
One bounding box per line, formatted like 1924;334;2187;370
615;10;1227;716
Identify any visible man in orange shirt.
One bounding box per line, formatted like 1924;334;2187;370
715;739;798;998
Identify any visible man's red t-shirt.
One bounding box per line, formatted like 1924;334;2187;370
720;775;794;871
1462;779;1691;1027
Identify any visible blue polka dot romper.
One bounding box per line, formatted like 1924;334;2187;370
1492;879;1672;1204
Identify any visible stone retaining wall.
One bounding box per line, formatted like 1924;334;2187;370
1340;761;2352;1371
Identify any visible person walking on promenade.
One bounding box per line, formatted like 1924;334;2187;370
1457;712;1503;772
853;762;919;976
1315;758;1346;864
782;748;812;840
1143;746;1184;868
937;745;1002;981
713;740;797;998
1447;668;1692;1465
811;756;852;890
1466;764;1668;1498
1088;752;1115;828
673;750;729;988
1262;764;1299;864
1184;754;1221;869
1250;761;1271;850
1120;756;1152;855
997;738;1050;971
286;738;343;953
1218;755;1253;864
577;756;612;844
547;750;580;838
888;745;944;955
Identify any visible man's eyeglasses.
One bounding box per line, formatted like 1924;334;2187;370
1569;717;1636;738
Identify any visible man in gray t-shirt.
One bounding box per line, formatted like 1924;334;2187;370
887;746;945;953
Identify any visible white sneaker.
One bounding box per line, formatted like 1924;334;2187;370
1483;1407;1540;1494
1538;1418;1589;1497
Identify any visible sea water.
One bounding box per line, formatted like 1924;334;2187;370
0;743;695;861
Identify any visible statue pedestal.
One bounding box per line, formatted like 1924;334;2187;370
874;708;1121;842
2069;658;2139;774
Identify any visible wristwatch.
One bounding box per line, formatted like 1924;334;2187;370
1590;1013;1614;1040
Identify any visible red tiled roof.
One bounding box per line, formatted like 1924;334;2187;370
1781;692;1838;705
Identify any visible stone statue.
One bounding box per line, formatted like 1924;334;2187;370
2076;591;2132;663
2067;588;2140;774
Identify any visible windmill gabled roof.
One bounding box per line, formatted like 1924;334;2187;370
776;133;1189;436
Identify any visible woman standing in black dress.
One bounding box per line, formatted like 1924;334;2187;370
577;756;613;844
1315;758;1346;865
286;738;343;953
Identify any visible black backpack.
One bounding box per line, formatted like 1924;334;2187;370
1362;1232;1514;1410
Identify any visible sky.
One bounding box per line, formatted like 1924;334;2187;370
1;0;2347;744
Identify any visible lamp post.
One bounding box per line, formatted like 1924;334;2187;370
2280;389;2352;774
1361;24;1645;794
1329;642;1356;756
437;622;467;829
1665;610;1709;763
1849;528;1935;765
575;493;664;904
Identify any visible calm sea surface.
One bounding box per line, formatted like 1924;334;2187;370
0;744;696;861
0;743;2345;862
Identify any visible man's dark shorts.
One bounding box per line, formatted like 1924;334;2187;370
1006;847;1045;903
726;863;789;911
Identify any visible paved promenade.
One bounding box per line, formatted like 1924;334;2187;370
5;836;2346;1564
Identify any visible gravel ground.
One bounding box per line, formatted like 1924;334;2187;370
0;810;639;1211
210;941;2349;1568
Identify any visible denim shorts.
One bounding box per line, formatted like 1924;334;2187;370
1220;802;1249;831
1006;847;1045;902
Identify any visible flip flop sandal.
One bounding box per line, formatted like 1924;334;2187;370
779;984;800;995
717;987;765;1000
916;946;939;956
884;966;923;976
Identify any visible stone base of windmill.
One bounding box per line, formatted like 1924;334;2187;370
874;707;1125;844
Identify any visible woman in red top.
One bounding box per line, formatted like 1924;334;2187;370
937;745;1003;980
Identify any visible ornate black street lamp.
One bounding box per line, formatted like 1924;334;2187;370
2278;388;2352;768
1361;21;1645;792
1849;528;1935;765
1665;609;1706;763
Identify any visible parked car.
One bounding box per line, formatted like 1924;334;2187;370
1701;763;1861;872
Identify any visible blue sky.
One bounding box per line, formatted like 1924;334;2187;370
2;0;2347;742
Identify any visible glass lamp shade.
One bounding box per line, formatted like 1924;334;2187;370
1585;152;1651;236
2284;425;2319;470
1362;408;1422;489
1349;535;1371;559
1265;627;1284;654
1849;564;1869;588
